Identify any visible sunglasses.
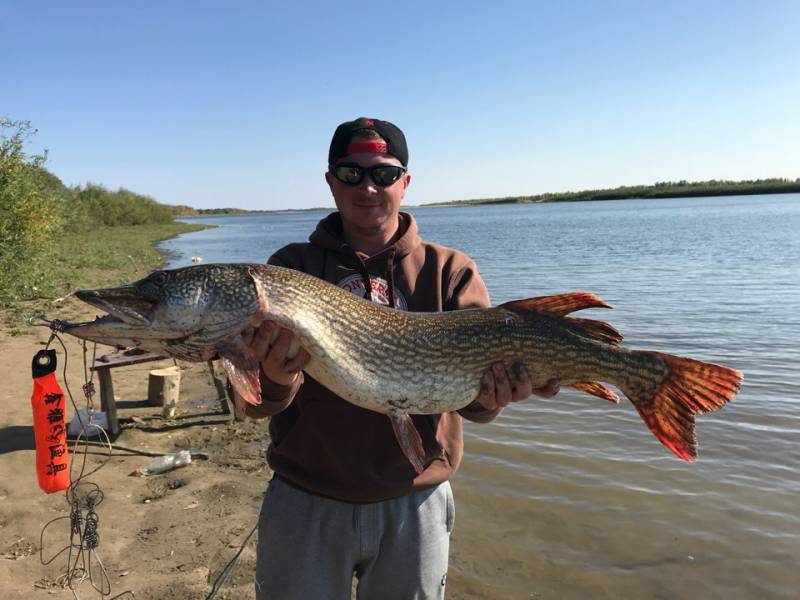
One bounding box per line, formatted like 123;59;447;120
331;163;407;187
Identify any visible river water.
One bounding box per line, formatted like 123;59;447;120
163;194;800;599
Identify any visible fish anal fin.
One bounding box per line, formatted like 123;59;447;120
570;381;620;404
565;317;623;344
627;352;743;461
500;292;611;317
388;412;426;474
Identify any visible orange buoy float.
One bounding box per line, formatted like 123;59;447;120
31;349;70;494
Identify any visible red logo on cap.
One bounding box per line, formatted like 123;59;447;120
365;119;374;126
346;141;388;155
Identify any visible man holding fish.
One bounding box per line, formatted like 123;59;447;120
243;117;559;599
61;117;740;597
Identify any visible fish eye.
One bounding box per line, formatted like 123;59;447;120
150;272;168;286
137;272;167;298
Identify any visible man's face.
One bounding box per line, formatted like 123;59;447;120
325;152;411;238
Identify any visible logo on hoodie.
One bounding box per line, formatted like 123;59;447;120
336;274;408;310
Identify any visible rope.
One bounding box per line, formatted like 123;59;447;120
33;315;249;599
205;522;258;600
36;328;133;599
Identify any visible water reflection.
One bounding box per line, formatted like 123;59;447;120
163;194;800;598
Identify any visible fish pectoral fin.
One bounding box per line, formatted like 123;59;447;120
388;412;426;475
218;336;259;371
231;388;250;421
219;338;262;408
569;381;620;404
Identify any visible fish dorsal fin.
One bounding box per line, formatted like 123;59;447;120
501;292;623;345
564;317;623;344
500;292;611;317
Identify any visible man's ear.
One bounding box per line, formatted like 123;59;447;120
324;170;335;193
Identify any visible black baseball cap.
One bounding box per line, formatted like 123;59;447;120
328;117;409;167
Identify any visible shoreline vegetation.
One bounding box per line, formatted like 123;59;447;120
169;179;800;217
0;118;210;314
421;178;800;207
3;117;797;310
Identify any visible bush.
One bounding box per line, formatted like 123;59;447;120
0;119;62;303
0;118;180;305
67;184;175;229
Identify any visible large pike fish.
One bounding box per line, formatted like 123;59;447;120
62;263;742;472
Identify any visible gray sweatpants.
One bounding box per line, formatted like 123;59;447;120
255;476;455;600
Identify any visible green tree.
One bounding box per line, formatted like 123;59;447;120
0;118;62;302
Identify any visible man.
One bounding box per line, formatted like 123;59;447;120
242;118;558;599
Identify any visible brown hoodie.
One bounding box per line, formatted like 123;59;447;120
258;211;500;502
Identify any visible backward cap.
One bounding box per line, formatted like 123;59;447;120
328;117;409;166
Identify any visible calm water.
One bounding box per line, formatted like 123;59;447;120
163;194;800;599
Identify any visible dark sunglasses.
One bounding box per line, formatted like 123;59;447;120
331;163;407;187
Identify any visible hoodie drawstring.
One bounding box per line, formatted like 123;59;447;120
353;248;398;308
385;248;397;309
358;261;372;301
320;248;328;280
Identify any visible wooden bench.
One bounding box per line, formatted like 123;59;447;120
91;350;234;438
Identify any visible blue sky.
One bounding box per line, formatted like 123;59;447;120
2;1;798;210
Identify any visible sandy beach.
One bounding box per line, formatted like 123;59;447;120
3;300;492;599
1;298;281;599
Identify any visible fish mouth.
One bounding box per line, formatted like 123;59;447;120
75;285;156;327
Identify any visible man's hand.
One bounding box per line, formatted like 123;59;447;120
241;321;311;387
475;362;560;411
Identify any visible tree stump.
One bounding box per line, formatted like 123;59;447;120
147;367;181;417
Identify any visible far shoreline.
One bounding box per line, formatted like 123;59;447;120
421;185;800;208
176;182;800;216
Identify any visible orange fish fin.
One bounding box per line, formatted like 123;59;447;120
564;317;623;344
220;357;261;401
388;412;426;474
570;381;620;404
501;293;622;344
628;352;742;461
500;292;611;317
231;389;251;420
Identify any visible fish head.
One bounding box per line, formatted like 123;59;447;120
64;264;266;352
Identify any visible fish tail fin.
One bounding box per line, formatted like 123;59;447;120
626;352;742;461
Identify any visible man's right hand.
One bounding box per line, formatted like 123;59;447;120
241;321;311;387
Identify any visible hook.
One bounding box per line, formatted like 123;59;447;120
27;312;67;333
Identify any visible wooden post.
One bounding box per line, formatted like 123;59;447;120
97;368;119;438
148;367;181;417
208;360;235;416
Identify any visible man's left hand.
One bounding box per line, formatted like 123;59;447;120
476;362;560;411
